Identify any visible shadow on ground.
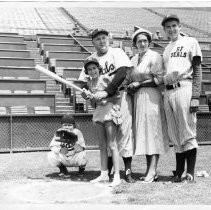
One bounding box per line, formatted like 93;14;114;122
43;170;173;183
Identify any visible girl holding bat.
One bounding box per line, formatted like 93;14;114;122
82;57;122;187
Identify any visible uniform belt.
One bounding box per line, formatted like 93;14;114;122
165;82;181;90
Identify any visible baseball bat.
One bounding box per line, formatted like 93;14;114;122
35;65;83;92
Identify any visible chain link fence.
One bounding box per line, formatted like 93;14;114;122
0;114;98;153
0;113;210;153
197;112;211;144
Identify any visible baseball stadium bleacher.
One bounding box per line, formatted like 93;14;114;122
0;7;210;153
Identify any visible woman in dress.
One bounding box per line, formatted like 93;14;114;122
125;29;170;183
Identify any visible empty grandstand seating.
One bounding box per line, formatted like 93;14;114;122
0;33;19;36
201;80;211;94
0;106;7;115
0;8;75;35
49;58;84;70
202;71;211;80
44;51;90;63
0;50;30;58
0;93;56;114
38;36;93;46
0;57;35;67
81;45;95;52
38;37;76;46
202;56;211;63
34;106;51;114
75;39;93;46
10;106;28;115
204;63;211;68
199;94;208;105
31;90;45;94
40;43;84;54
202;50;211;57
0;67;40;79
148;8;210;39
63;68;82;80
0;79;47;93
0;90;12;94
0;42;26;50
0;35;24;43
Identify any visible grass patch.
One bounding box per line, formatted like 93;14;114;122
0;146;210;204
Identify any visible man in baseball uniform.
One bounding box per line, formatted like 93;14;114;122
79;28;135;183
161;15;202;183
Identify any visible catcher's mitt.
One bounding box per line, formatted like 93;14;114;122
55;129;78;145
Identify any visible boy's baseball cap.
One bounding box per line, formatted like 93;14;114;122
161;15;180;26
84;57;99;70
61;114;75;125
91;28;109;39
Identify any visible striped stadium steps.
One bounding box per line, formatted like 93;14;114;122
25;40;75;114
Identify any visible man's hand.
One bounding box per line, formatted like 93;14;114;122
92;91;108;100
190;98;199;113
163;71;179;85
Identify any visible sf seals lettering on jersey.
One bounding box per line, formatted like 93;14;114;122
163;36;202;76
170;46;187;58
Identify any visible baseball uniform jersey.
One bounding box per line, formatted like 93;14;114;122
162;36;202;153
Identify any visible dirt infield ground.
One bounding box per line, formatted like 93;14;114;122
0;146;211;207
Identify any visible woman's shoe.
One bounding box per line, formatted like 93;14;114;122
140;174;158;182
139;173;158;182
141;175;158;184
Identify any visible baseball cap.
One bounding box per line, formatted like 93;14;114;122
132;28;152;44
84;57;99;70
91;28;109;39
61;114;75;125
161;15;180;27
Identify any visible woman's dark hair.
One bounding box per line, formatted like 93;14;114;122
133;32;152;48
84;62;103;75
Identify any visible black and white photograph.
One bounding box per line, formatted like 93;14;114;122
0;0;210;209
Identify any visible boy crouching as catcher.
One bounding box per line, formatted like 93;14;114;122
47;114;87;177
